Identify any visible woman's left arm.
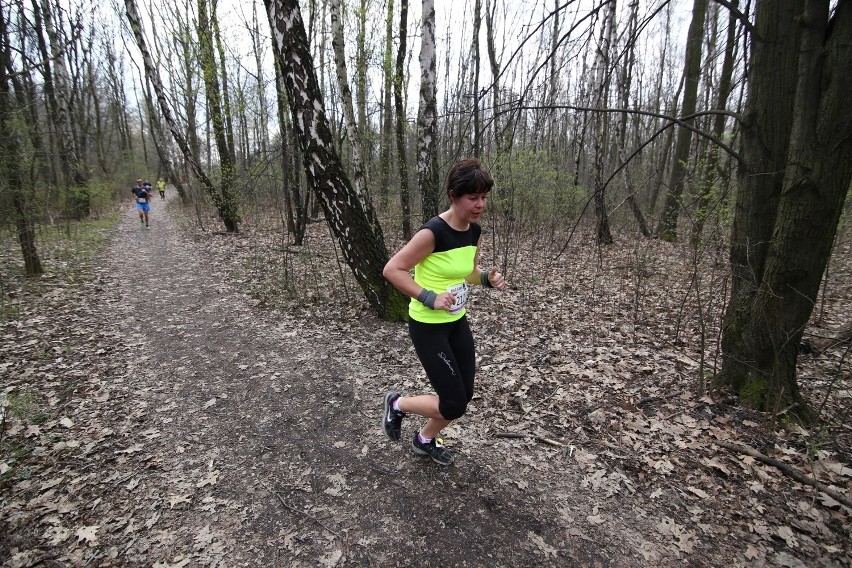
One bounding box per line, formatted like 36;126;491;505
466;250;506;290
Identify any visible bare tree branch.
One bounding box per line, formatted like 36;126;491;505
508;103;743;164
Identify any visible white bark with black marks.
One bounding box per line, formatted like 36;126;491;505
264;0;407;321
417;0;439;222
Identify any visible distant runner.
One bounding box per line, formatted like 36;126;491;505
131;178;152;228
156;178;166;200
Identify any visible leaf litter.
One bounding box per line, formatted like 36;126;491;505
0;200;849;566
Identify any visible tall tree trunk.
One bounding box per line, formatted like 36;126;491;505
141;78;185;202
378;0;394;211
692;0;738;242
212;0;236;167
40;0;90;219
0;6;43;276
471;0;482;158
102;39;133;157
265;0;408;321
330;0;377;233
617;0;650;237
87;53;110;176
547;0;561;151
718;0;852;418
394;0;412;238
175;3;202;161
417;0;439;222
485;0;503;150
591;0;615;245
31;0;59;191
197;0;240;232
272;39;297;237
125;0;238;232
252;1;271;161
647;6;674;215
657;0;709;241
355;0;368;171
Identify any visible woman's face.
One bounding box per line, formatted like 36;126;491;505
452;192;488;223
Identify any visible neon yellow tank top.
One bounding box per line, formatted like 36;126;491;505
409;216;481;324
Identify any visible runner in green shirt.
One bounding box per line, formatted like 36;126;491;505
382;158;506;465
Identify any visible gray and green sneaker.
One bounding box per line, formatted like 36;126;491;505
382;391;405;441
412;433;454;466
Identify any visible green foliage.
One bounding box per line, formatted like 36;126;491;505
486;149;588;223
73;215;119;255
85;181;122;217
34;214;118;267
5;390;46;425
692;172;733;227
0;213;118;324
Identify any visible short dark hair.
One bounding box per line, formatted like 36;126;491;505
445;158;493;200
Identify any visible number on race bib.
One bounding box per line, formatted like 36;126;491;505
447;282;469;314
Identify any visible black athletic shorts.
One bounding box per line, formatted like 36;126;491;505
408;315;475;420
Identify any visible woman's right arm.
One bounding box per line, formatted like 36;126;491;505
383;229;435;299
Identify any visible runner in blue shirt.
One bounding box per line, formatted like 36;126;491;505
131;178;152;228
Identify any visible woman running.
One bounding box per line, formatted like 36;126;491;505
382;157;505;465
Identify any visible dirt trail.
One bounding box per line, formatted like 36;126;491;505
5;189;847;566
96;193;623;567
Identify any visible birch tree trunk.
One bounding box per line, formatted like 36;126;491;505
330;0;377;232
265;0;408;321
718;0;852;418
417;0;439;222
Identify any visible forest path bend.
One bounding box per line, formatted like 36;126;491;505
102;194;617;567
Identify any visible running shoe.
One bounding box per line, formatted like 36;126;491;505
382;391;404;441
412;433;454;466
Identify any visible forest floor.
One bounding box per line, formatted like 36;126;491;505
1;189;850;567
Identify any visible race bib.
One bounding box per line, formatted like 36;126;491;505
447;282;470;314
137;197;147;203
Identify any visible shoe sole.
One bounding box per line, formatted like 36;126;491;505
382;391;401;441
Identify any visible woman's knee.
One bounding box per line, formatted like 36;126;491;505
439;398;468;420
